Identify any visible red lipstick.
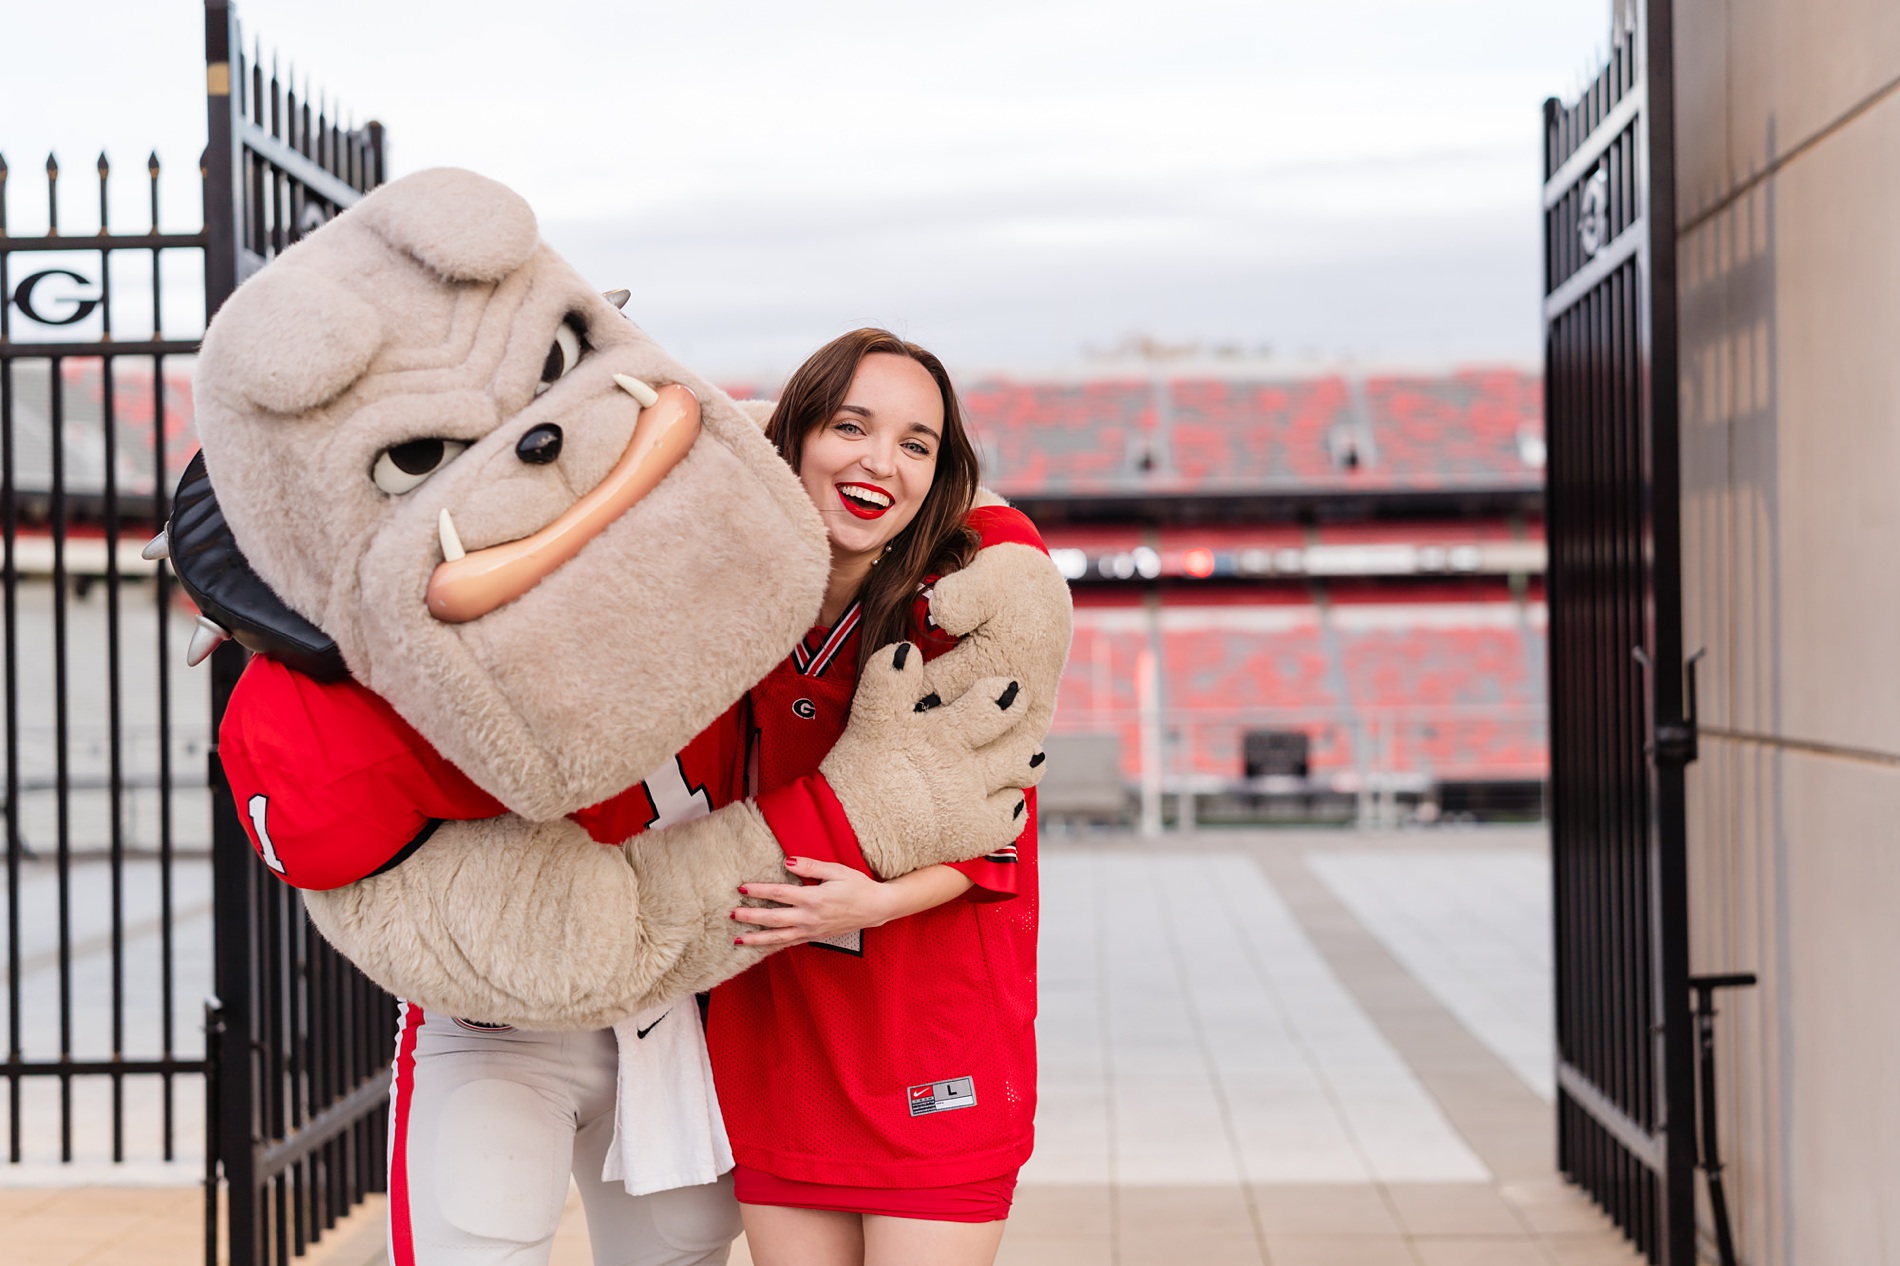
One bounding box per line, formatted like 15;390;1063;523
836;482;893;520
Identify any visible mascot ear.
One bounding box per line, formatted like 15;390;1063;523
734;399;777;430
198;264;382;415
353;168;538;283
157;452;349;682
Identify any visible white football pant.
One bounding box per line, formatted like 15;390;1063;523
387;1004;739;1266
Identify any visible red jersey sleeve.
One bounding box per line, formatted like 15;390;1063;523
218;656;505;890
944;799;1031;902
965;502;1049;555
756;771;869;874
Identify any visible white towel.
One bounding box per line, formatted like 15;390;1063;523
600;995;734;1196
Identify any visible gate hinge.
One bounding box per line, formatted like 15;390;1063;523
1633;647;1705;767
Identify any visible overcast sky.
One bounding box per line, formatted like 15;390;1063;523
4;0;1609;382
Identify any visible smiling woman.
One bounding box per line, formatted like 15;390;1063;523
713;328;1048;1266
763;328;982;659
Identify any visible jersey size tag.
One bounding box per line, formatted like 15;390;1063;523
908;1076;977;1117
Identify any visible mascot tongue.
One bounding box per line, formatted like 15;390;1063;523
427;380;700;623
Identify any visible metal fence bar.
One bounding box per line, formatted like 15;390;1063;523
99;151;130;1165
150;148;184;1164
1;160;18;1167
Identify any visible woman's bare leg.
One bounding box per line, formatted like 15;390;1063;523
739;1205;864;1266
862;1215;1006;1266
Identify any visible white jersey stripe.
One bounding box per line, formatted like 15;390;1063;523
793;600;862;678
809;604;861;676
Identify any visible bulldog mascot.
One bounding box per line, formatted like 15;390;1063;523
164;168;1070;1263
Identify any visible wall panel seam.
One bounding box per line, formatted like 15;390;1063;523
1698;726;1900;769
1679;67;1900;237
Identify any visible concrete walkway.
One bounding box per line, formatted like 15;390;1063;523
2;827;1644;1265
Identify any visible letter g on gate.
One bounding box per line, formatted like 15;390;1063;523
12;269;102;325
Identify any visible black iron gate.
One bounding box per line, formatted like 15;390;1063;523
1;3;389;1262
200;4;393;1264
0;113;210;1181
1542;5;1696;1264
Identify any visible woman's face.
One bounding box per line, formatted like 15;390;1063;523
798;352;943;570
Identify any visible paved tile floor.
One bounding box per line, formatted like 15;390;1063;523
2;827;1645;1265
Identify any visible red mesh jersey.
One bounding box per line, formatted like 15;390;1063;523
710;504;1045;1188
220;657;508;890
219;654;748;888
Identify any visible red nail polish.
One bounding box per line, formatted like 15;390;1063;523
737;886;749;896
784;857;799;867
733;937;744;946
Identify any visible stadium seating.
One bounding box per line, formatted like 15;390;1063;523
962;369;1542;497
1164;376;1352;486
1360;370;1542;487
1058;600;1547;784
960;379;1154;495
1335;619;1544;777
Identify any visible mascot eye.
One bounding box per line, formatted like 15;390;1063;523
372;438;469;495
534;321;585;396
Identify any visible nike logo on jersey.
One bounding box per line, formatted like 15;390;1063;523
908;1075;977;1116
635;1010;671;1040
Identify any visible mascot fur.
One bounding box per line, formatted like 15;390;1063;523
173;168;1071;1030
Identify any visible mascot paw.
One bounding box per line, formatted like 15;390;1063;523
819;641;1046;878
923;539;1072;733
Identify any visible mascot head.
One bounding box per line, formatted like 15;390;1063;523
191;168;829;819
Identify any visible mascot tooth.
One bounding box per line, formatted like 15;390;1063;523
171;167;1073;1032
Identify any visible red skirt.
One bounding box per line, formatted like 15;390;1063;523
732;1164;1018;1223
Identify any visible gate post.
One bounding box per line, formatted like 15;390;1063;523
199;4;390;1261
202;11;260;1263
1639;8;1697;1262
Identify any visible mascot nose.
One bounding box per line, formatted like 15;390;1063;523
516;423;564;465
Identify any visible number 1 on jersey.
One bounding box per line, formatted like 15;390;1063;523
248;794;287;874
643;755;713;829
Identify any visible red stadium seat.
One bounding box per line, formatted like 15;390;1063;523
1057;602;1547;783
965;370;1541;497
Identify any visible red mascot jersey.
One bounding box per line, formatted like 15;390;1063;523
709;502;1045;1189
218;660;750;890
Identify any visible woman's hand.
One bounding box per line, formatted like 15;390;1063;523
731;857;972;948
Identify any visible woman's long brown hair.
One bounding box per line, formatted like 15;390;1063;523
766;328;980;668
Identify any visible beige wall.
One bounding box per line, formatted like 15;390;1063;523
1672;2;1900;1262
